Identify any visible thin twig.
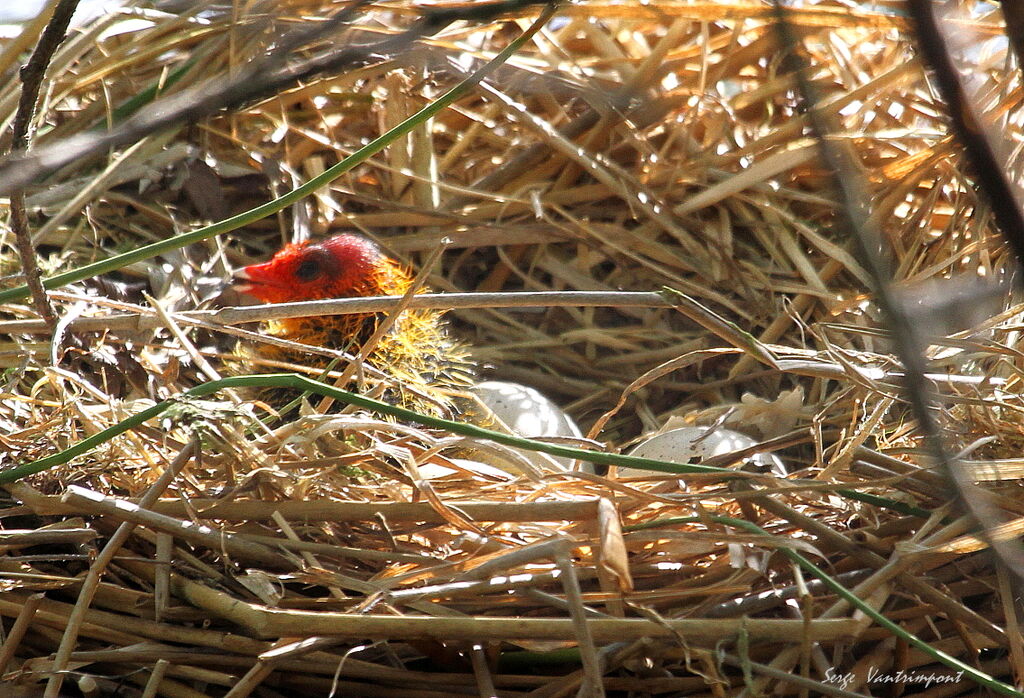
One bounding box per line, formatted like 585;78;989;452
998;2;1024;81
907;0;1024;274
8;0;81;328
0;290;676;336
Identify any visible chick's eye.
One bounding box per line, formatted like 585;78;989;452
294;257;321;281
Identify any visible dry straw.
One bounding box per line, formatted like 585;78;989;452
1;0;1023;695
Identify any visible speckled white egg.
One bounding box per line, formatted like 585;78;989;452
471;380;585;471
627;426;784;475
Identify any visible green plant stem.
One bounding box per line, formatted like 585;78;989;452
2;373;940;530
507;515;1020;696
704;516;1020;697
836;489;933;519
2;374;734;484
0;4;556;305
104;55;200;127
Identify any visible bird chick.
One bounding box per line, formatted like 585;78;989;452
234;234;472;413
234;234;589;474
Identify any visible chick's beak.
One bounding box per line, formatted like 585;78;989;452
232;261;290;303
232;261;280;296
231;265;255;294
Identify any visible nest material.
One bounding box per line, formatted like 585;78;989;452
1;1;1023;695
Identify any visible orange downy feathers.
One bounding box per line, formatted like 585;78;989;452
235;234;471;411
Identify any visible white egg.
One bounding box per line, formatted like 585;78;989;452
471;380;586;471
627;426;784;476
473;381;581;439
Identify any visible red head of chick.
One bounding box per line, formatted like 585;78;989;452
234;233;471;412
236;234;410;304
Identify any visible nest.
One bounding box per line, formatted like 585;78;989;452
1;0;1023;695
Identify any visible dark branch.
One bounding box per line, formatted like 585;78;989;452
998;1;1024;90
770;0;1024;586
8;0;82;328
908;0;1024;276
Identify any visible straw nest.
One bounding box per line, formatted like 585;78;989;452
1;1;1023;695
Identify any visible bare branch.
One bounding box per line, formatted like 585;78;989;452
908;0;1024;276
0;290;675;336
771;0;1024;586
8;0;82;328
